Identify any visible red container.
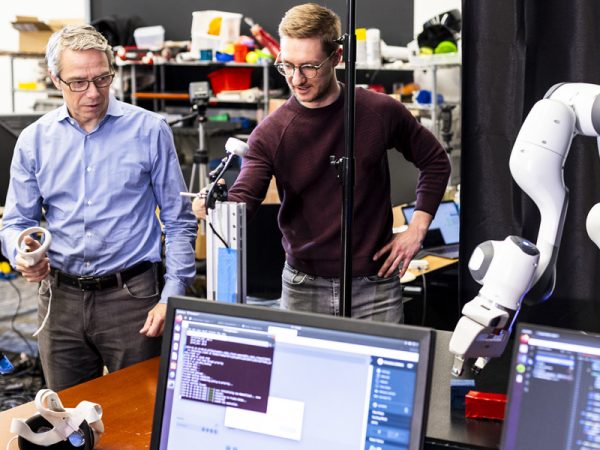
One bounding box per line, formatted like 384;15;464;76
207;67;253;94
465;390;507;421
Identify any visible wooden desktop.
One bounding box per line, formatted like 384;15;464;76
0;358;159;450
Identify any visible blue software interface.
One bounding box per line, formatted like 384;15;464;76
158;308;423;450
502;324;600;450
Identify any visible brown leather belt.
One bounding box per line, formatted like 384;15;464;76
51;261;156;291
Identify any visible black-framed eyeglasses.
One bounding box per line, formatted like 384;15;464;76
275;51;337;79
57;73;115;92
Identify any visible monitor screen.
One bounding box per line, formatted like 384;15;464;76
402;200;460;245
0;113;43;206
151;297;434;450
501;323;600;450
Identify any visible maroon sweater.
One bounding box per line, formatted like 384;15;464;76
228;87;450;277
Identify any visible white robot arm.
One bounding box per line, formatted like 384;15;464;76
449;83;600;376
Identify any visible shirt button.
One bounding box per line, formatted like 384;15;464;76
86;166;92;172
85;262;91;267
87;200;92;206
86;232;92;238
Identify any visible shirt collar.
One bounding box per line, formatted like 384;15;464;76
56;94;125;124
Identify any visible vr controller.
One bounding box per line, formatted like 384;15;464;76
16;227;52;266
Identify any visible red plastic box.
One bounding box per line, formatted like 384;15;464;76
207;68;253;94
465;390;507;421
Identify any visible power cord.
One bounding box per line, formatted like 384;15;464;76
420;273;428;326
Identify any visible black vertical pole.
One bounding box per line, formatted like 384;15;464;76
340;0;356;317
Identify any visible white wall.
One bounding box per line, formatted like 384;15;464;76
0;1;88;113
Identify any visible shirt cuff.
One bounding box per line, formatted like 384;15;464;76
159;278;187;304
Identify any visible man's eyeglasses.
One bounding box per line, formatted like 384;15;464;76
57;73;115;92
275;51;337;79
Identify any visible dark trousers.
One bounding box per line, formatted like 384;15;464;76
37;266;162;391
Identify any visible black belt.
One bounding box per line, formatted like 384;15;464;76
52;261;156;291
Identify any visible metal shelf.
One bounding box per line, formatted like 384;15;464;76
117;61;272;116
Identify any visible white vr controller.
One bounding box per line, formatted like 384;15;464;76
16;227;52;266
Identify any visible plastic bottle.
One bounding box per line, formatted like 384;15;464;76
355;28;367;66
366;28;381;67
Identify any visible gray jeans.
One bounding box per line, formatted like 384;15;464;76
37;266;162;391
281;262;403;323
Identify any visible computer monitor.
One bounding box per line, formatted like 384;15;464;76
0;113;43;206
501;323;600;450
402;200;460;246
151;297;435;450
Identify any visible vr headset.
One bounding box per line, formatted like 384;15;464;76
9;390;103;450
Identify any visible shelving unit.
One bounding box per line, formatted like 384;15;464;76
116;60;273;116
337;56;461;141
1;51;59;113
404;54;461;137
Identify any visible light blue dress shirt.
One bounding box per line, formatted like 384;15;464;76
0;95;197;303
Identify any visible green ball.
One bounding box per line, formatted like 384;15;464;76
434;41;458;54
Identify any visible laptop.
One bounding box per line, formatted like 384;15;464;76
402;200;460;259
150;296;435;450
500;323;600;450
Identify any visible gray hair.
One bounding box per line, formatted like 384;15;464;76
46;24;114;76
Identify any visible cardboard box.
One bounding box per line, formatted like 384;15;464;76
11;16;81;53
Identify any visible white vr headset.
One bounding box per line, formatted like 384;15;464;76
10;389;103;449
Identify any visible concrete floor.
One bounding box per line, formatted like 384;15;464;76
0;275;38;357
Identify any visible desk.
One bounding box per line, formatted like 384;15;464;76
426;330;503;449
0;358;159;450
410;254;457;277
0;332;504;450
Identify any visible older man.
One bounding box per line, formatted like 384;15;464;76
0;25;197;390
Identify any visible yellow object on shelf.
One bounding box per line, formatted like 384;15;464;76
208;17;222;36
17;81;42;90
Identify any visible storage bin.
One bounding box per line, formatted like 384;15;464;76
133;25;165;50
207;68;253;94
191;10;242;56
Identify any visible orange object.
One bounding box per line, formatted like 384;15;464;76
465;391;507;421
234;43;249;63
207;68;253;94
133;92;189;100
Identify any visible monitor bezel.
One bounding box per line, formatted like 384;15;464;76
150;296;435;450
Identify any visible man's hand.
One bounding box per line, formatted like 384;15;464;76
191;179;227;220
373;210;433;278
192;194;206;220
15;236;50;282
139;303;167;337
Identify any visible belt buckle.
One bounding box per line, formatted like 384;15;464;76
77;276;101;291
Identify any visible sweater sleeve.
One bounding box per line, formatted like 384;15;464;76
388;99;451;216
226;120;276;220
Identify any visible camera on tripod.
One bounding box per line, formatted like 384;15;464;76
189;81;211;112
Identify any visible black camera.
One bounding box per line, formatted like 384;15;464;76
189;81;211;110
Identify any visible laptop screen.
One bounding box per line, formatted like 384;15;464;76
501;323;600;450
151;297;434;450
402;200;460;246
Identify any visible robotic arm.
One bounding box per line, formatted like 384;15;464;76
449;83;600;376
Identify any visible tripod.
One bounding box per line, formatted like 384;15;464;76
188;103;210;193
